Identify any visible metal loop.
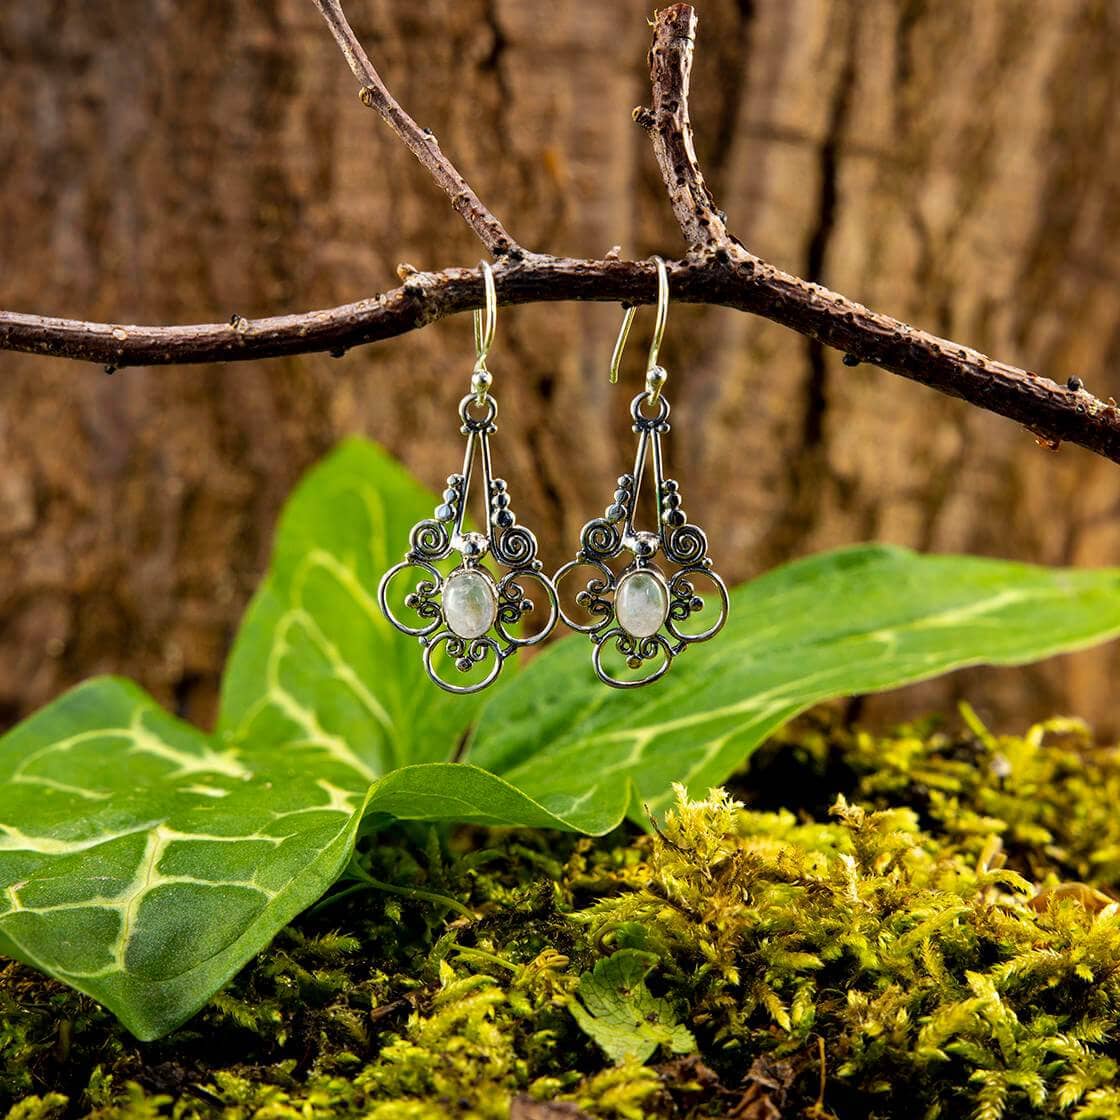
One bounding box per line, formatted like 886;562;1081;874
473;259;497;366
630;390;670;427
458;392;499;431
608;256;670;404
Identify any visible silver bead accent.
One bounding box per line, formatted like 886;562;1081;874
645;364;668;398
455;531;490;560
471;367;493;399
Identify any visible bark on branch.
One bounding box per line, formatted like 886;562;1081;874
311;0;521;257
638;3;736;253
0;3;1115;467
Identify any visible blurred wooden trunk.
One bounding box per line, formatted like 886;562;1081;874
1;0;1119;733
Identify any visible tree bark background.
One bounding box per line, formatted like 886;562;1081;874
1;0;1119;734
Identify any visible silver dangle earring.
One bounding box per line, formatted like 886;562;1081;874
378;261;559;693
554;256;728;688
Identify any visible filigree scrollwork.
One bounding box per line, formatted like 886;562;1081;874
666;567;729;644
378;390;559;694
377;559;444;638
554;557;616;634
592;629;674;689
554;389;728;688
422;633;502;694
494;569;558;647
488;477;540;568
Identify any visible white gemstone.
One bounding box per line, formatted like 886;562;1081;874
616;570;668;638
443;569;497;639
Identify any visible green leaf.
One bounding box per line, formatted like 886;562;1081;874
5;438;1120;1041
0;439;480;1040
469;545;1120;820
363;763;627;836
0;440;618;1040
219;438;486;776
0;678;366;1040
569;949;696;1064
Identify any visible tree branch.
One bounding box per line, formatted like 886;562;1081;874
310;0;521;257
0;2;1116;470
637;3;735;253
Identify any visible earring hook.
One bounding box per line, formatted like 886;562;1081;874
472;260;497;402
608;256;669;404
473;260;497;362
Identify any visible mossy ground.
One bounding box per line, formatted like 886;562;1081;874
6;706;1120;1120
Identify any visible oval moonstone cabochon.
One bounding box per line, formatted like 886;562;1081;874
443;568;498;639
615;569;669;639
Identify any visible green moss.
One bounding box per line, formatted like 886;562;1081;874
6;708;1120;1119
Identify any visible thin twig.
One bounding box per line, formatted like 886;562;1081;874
637;3;735;253
0;3;1114;470
311;0;521;257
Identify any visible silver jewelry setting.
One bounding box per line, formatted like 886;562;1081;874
377;263;559;693
555;257;728;687
555;391;728;687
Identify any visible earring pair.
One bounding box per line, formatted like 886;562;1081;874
378;257;728;694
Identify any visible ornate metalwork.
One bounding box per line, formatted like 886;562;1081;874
377;265;558;693
556;253;728;689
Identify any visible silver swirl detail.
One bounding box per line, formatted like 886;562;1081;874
423;633;502;694
554;557;616;634
579;518;622;564
490;523;538;568
665;567;729;645
663;522;708;566
592;628;674;689
409;519;452;562
377;559;444;638
494;568;559;647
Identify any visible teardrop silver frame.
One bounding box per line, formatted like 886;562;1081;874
378;393;559;694
555;389;728;688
